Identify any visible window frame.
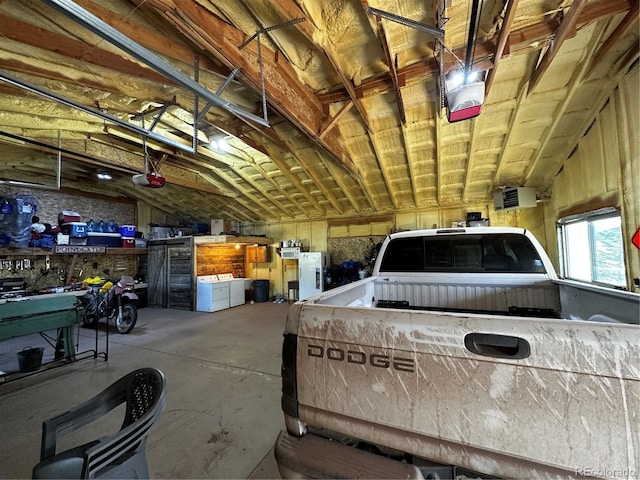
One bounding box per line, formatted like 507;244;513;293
557;208;627;289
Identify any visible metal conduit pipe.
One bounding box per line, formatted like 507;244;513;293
0;70;195;154
43;0;270;128
0;131;62;191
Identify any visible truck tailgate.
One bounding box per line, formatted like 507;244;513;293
295;304;640;478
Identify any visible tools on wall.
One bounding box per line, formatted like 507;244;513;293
0;258;34;272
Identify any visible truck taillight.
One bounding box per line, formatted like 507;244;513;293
281;332;298;418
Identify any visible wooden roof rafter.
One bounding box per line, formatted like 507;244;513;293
368;132;400;210
492;83;528;187
586;1;639;77
360;0;407;124
322;159;363;214
527;0;588;95
319;101;353;140
318;0;632;105
524;21;609;185
484;0;520;97
143;0;361;178
265;0;372;132
225;152;310;218
462;118;481;202
256;141;327;217
400;124;419;207
194;171;262;220
273;136;346;215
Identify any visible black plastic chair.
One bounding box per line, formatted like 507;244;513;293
32;368;167;479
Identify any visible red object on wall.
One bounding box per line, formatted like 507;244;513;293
632;227;640;249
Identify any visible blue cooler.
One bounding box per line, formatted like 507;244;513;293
119;225;137;237
61;222;87;237
87;232;121;247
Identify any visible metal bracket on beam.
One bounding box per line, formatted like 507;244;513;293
366;7;444;38
236;18;306;126
130;103;173;132
43;0;270;127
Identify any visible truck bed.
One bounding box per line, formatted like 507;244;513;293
310;275;639;324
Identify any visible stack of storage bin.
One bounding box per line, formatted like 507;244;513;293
59;212;87;246
119;225;136;248
65;222;88;245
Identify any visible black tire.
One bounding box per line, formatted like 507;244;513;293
115;303;137;334
81;303;99;328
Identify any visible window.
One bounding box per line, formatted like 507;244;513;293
379;234;545;273
557;209;626;288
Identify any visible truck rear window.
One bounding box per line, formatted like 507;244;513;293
379;233;546;273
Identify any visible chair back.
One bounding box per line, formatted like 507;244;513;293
83;368;166;478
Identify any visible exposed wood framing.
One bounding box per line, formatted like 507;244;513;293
492;82;527;187
257;143;327;216
435;107;443;204
484;0;520;96
528;0;588;94
524;22;608;185
361;0;407;124
281;147;344;214
587;2;639;77
462;117;481;202
323;159;363;213
319;101;353;140
267;0;372;131
142;0;360;176
368;132;399;209
318;0;631;105
0;13;171;85
400;124;418;206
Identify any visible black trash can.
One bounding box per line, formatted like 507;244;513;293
253;279;270;303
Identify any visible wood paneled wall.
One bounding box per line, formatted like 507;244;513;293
196;244;245;278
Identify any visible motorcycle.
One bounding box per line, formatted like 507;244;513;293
80;273;139;334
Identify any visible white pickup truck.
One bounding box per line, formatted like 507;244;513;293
275;227;639;479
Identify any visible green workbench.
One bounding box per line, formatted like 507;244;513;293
0;294;84;363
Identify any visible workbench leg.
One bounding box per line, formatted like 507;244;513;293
55;329;65;360
64;325;75;360
55;326;76;361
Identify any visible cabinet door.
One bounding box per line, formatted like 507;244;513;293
246;245;269;263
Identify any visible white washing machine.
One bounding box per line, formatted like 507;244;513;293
196;275;230;312
217;274;246;307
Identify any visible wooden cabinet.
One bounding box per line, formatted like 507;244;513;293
148;235;273;311
147;237;194;311
246;245;269;263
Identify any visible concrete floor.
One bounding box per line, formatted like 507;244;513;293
0;301;291;479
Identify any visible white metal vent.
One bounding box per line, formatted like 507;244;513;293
493;187;537;211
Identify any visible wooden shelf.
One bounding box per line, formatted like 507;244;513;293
0;247;53;257
192;234;273;246
104;248;148;255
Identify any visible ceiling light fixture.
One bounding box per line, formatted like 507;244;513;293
446;70;480;91
97;172;112;180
